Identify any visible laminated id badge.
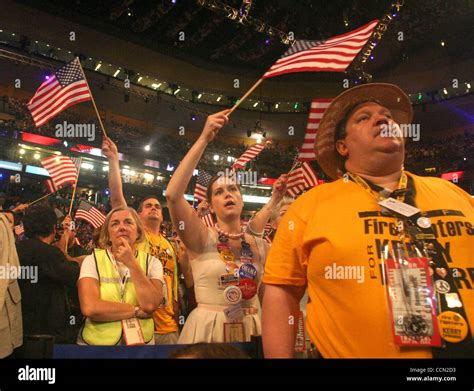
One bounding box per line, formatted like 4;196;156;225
121;317;145;346
383;249;441;347
223;322;245;342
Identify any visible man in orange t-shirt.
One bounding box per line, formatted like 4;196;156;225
262;83;474;358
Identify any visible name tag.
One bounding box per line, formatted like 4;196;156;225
378;197;420;217
385;257;441;347
223;322;245;343
121;317;145;345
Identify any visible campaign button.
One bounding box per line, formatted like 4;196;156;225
225;261;239;273
220;250;235;263
217;243;231;252
239;263;257;280
241;241;251;249
434;279;451;294
417;216;432;229
224;285;242;305
240;248;253;258
219;273;239;287
218;234;228;243
438;311;468;343
238;278;258;300
435;267;447;278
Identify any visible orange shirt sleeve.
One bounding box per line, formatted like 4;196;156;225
263;198;308;286
443;179;474;208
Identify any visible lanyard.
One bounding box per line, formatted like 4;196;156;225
347;171;408;203
349;172;473;355
107;249;129;303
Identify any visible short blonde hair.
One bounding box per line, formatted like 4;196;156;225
98;206;145;249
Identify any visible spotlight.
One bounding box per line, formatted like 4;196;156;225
144;145;150;151
191;114;197;121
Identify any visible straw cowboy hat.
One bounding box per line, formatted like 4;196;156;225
315;83;414;179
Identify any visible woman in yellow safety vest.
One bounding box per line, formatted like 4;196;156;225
77;206;164;345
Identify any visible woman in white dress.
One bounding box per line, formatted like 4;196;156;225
166;110;287;343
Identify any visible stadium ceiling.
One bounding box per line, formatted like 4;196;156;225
17;0;474;79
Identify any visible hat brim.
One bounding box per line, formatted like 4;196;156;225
315;83;413;179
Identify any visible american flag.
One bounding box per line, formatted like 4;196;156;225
28;59;92;127
232;143;266;170
45;179;59;193
41;156;81;189
298;99;333;161
286;162;319;198
263;20;379;79
75;200;106;229
200;210;215;228
264;222;272;235
194;170;212;201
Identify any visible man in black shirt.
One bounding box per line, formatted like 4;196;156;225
16;205;81;345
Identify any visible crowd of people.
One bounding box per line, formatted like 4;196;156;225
0;83;473;360
2;95;473;183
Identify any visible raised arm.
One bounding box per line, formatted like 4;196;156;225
247;174;287;235
102;137;127;209
166;110;230;253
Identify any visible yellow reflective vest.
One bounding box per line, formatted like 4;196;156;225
82;249;154;345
